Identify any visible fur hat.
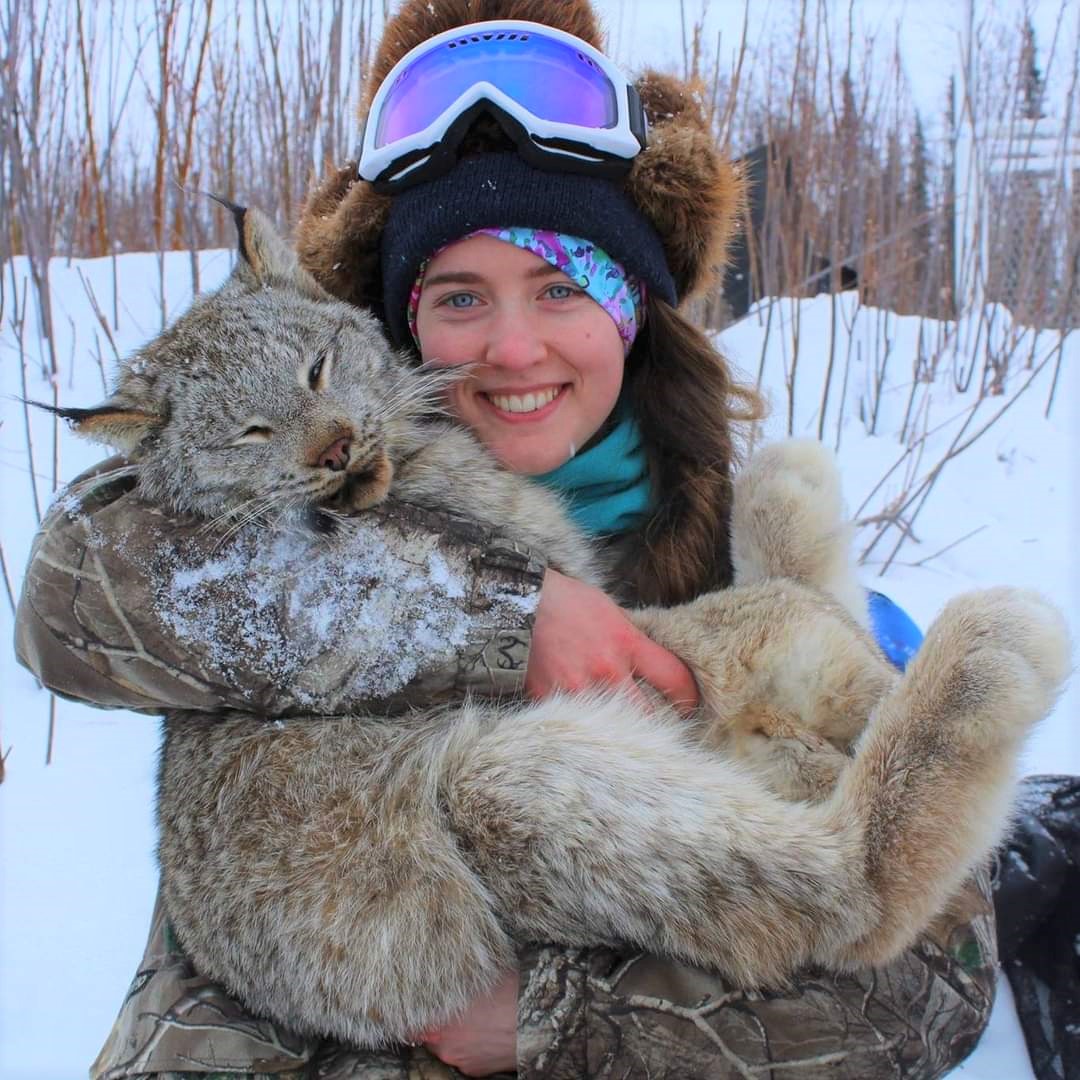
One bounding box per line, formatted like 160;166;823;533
295;0;743;326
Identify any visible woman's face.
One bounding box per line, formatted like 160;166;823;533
413;233;625;475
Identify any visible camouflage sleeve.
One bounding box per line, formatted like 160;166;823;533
15;460;543;717
517;866;998;1080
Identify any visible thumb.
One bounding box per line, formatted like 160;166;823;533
629;632;700;717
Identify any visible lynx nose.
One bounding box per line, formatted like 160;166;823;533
318;435;351;472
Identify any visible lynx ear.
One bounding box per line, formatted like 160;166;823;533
41;400;165;453
214;196;326;298
237;204;299;280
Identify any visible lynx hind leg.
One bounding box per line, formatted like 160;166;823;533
439;690;889;987
158;712;516;1048
733;438;868;627
441;674;1007;989
831;586;1071;968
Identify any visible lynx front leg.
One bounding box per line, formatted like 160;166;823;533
631;581;895;753
824;587;1071;968
733;438;868;627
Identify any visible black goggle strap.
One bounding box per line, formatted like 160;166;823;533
365;97;645;193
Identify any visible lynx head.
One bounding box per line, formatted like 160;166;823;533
58;206;450;525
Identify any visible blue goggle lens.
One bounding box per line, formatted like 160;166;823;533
375;30;619;148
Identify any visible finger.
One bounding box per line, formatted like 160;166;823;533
612;675;654;714
630;635;700;716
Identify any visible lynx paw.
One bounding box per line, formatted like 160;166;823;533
923;587;1071;739
737;438;842;507
732;441;864;622
733;441;843;577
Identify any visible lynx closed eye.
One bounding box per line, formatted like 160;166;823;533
233;424;274;444
308;353;331;391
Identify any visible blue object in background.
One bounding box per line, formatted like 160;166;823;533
867;590;924;671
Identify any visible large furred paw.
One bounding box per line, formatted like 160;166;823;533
732;439;854;600
924;587;1072;736
739;438;843;503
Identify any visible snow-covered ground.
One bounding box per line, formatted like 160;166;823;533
1;249;1076;1078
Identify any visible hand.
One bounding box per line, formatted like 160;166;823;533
526;569;699;716
421;969;519;1076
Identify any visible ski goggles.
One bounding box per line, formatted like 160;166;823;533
358;20;648;193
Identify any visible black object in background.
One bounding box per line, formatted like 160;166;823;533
993;775;1080;1080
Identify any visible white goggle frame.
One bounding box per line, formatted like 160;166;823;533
358;19;648;192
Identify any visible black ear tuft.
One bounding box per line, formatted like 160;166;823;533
26;400;117;424
26;398;165;451
213;201;329;299
207;192;251;267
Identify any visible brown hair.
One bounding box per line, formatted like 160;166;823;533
614;297;766;607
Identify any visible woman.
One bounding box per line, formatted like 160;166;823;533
15;1;995;1076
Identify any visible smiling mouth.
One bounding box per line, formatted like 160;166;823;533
481;386;565;415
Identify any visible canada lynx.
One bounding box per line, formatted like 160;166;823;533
58;207;1069;1047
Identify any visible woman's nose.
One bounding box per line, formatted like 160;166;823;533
483;309;547;370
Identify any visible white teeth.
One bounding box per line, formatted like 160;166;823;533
488;387;559;413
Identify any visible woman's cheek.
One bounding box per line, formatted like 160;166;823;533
444;381;473;424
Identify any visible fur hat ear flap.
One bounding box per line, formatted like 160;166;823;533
627;72;745;299
37;399;166;454
295;169;392;316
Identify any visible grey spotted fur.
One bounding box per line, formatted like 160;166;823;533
65;208;1070;1048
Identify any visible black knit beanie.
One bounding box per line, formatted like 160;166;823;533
380;152;677;348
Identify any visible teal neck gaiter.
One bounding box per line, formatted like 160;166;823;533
534;403;653;537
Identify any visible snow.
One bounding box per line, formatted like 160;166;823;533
723;295;1080;783
1;261;1077;1076
152;518;483;707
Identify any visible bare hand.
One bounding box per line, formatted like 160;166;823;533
525;569;699;715
421;969;519;1076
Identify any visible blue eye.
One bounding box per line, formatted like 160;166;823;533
444;292;478;309
545;283;579;300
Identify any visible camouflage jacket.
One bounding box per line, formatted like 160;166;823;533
15;461;999;1080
